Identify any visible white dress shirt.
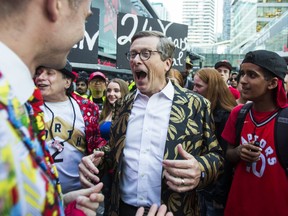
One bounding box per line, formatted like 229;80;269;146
120;80;174;207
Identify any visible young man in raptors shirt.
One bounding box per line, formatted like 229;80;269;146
222;50;288;216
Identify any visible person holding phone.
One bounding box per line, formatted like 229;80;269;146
222;50;288;216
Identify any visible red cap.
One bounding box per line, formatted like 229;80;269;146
89;71;106;82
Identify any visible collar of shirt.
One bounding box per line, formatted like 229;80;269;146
134;79;174;101
0;42;34;105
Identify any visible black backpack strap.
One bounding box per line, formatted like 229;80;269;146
275;107;288;176
235;103;253;146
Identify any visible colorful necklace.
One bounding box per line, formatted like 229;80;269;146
6;96;63;204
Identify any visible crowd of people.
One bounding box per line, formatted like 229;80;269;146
0;1;287;216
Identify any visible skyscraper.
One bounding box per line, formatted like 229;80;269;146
222;0;231;41
182;0;216;46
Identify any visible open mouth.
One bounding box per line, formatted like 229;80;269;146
135;71;147;80
241;86;249;91
37;83;49;88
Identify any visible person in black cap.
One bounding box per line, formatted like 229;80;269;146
181;56;194;90
34;61;106;194
214;60;233;83
215;60;240;100
222;50;288;215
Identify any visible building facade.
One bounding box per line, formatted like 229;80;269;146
240;10;288;59
230;0;288;54
182;0;216;46
150;2;168;20
222;0;232;41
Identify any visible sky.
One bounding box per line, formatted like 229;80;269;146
148;0;223;33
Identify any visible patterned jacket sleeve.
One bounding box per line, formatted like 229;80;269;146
192;95;224;189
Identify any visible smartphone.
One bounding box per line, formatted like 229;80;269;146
252;141;260;152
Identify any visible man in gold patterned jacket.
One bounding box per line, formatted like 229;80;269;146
79;31;224;216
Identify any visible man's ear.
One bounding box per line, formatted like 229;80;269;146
65;78;72;89
165;58;173;73
268;77;279;90
46;0;61;22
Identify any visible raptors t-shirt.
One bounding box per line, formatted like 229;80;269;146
222;104;288;216
43;98;86;194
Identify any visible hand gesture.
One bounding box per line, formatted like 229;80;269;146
162;144;201;193
238;141;262;163
79;150;104;188
64;183;104;216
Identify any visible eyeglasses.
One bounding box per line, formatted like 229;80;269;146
229;78;237;81
126;50;162;61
